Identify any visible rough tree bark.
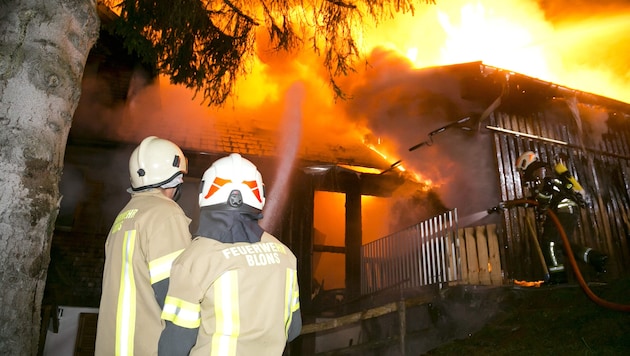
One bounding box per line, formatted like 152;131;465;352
0;1;99;354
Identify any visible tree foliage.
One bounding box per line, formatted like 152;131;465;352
104;0;435;105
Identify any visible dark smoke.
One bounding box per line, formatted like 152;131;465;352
339;47;500;218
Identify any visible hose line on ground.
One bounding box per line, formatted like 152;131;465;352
503;199;630;312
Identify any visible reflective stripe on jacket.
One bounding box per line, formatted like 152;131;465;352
95;190;191;356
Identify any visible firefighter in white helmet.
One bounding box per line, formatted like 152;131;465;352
516;151;607;284
95;136;192;356
159;153;302;355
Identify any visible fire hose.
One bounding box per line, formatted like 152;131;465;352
497;199;630;312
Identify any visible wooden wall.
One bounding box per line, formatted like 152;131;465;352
490;103;630;281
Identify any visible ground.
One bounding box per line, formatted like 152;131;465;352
424;277;630;355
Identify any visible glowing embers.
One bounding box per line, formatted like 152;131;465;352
514;280;544;288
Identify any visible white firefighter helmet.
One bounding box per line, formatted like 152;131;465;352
199;153;265;211
516;151;539;171
129;136;188;190
516;151;547;181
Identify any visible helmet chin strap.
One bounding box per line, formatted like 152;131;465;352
172;184;182;202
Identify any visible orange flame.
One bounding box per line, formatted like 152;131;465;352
103;0;630;178
363;139;441;189
360;0;630;103
514;279;544;288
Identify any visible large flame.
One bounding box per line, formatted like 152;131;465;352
199;0;629;182
83;0;630;211
359;0;630;103
82;0;630;292
96;0;629;223
107;0;630;158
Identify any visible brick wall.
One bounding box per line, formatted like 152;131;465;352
46;231;106;308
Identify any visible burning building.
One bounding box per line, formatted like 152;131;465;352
46;61;630;355
42;1;630;354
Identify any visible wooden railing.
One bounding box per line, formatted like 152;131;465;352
361;210;503;296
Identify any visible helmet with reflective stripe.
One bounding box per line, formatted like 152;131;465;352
199;153;265;211
129;136;188;191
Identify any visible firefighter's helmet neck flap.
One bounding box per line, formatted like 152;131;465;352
197;153;265;243
128;136;188;201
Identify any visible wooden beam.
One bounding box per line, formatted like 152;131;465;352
300;295;432;335
345;179;362;300
313;244;346;254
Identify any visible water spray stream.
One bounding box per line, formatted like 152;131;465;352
260;82;305;233
457;209;491;226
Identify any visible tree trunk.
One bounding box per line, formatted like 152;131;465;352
0;1;99;354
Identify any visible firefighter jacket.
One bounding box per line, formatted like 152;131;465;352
95;189;192;356
529;163;586;213
159;232;302;355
